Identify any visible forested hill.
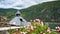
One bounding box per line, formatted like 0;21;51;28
0;1;60;22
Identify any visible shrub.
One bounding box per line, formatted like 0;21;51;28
9;22;58;34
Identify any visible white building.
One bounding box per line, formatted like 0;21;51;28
9;10;31;26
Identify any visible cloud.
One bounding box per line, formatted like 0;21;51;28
0;0;55;9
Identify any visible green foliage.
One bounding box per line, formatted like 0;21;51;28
31;22;57;34
51;30;57;34
9;22;58;34
9;29;15;34
9;26;27;34
20;1;60;22
20;26;27;32
49;23;60;29
6;11;16;20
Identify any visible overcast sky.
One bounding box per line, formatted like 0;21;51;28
0;0;55;9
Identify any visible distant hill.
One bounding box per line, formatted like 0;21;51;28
0;9;16;16
0;1;60;22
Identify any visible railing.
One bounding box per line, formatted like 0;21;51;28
0;26;20;31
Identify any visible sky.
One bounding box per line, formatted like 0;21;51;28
0;0;56;9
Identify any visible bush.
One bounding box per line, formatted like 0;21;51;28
9;22;58;34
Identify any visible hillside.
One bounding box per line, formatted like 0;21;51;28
21;1;60;22
0;1;60;22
